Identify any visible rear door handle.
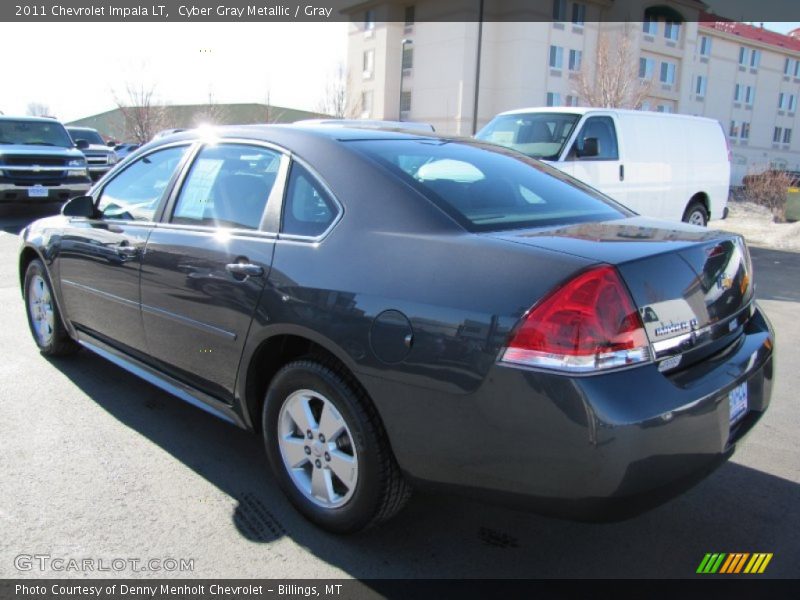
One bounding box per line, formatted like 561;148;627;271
226;262;264;278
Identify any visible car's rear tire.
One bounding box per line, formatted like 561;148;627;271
682;201;709;227
262;359;411;533
23;259;78;356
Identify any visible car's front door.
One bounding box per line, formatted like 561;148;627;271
139;142;286;401
57;144;192;358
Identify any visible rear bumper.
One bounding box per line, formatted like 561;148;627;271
0;181;90;202
372;305;775;520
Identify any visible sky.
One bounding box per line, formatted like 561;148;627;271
1;20;798;123
0;22;349;122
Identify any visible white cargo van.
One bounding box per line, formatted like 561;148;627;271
475;107;730;226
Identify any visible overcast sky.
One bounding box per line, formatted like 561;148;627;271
1;20;797;123
0;22;348;122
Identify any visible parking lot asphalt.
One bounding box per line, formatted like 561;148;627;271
0;204;798;580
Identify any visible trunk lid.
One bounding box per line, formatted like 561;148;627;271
488;216;755;363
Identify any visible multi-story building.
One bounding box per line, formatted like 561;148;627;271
344;0;800;183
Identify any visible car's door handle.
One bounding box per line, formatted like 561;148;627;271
226;262;264;278
619;164;625;181
115;244;139;259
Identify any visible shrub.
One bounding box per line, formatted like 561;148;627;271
743;167;793;222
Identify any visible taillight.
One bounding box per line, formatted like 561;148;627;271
500;265;651;373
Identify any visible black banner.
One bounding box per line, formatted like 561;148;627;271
0;0;798;23
2;579;800;600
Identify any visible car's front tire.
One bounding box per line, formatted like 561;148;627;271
263;359;411;533
23;259;78;357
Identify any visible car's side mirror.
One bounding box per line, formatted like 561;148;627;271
62;195;97;218
74;139;90;150
577;137;599;158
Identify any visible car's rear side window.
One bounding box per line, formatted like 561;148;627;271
349;139;629;232
172;144;281;230
281;163;339;238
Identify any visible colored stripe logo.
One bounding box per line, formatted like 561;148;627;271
697;553;773;574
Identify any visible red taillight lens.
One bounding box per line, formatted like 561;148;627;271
501;265;651;373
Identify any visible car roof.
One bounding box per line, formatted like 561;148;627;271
0;115;62;123
66;126;96;131
151;123;437;148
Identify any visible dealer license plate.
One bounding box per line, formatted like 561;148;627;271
28;185;49;198
729;381;748;425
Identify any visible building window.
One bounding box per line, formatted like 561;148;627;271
784;128;793;144
404;5;415;27
546;92;561;106
363;50;374;78
660;61;676;84
361;91;373;118
640;100;651;111
364;9;375;34
664;21;680;41
639;57;655;79
741;122;750;139
549;45;564;70
730;120;739;138
695;75;707;97
734;84;741;102
565;94;579;106
745;86;754;105
643;16;658;35
656;104;673;113
553;0;567;20
402;46;414;69
791;95;798;112
774;127;783;143
738;47;748;66
571;2;586;25
569;49;583;72
779;92;785;109
750;49;761;68
698;35;712;56
399;91;411;113
784;58;794;76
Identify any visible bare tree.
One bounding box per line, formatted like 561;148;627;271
317;64;360;118
574;30;652;109
113;82;168;144
192;92;227;126
26;102;52;117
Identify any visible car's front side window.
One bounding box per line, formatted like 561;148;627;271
97;145;189;221
171;144;281;230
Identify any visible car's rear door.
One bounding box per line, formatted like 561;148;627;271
58;143;193;358
139;142;287;401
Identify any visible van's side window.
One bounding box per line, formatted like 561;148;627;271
571;116;619;161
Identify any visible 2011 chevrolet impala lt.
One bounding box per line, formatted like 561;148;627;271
18;125;774;533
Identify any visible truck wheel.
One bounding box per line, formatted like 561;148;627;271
24;259;78;356
263;359;411;533
683;202;709;227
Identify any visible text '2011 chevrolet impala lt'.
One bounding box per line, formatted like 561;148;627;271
18;125;774;533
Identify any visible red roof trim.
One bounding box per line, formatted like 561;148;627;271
698;12;800;53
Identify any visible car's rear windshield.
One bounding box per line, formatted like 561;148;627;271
348;138;629;232
475;112;580;160
68;128;105;145
0;120;74;148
